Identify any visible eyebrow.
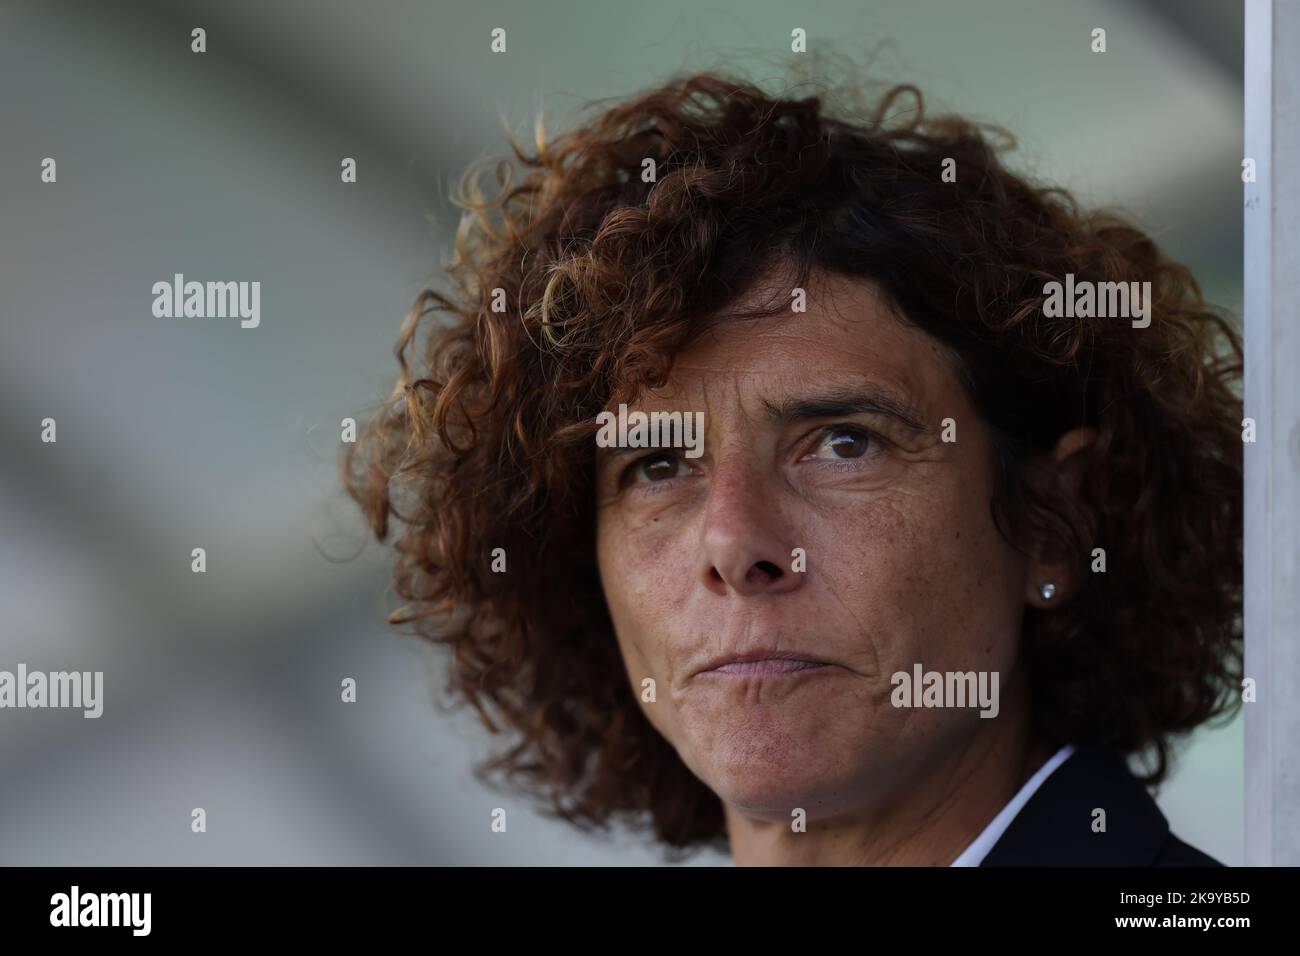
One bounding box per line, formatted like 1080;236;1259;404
762;387;928;434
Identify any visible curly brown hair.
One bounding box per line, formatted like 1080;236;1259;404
341;71;1244;857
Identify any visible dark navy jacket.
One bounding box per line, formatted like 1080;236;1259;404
980;746;1223;866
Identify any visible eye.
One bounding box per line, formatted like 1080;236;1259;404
622;451;685;485
808;425;879;460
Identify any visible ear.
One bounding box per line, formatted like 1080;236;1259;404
1025;426;1098;608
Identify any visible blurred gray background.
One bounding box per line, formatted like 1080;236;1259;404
0;0;1243;864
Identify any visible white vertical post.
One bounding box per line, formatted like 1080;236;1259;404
1244;0;1300;867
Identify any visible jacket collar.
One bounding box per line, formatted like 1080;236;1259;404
980;745;1170;866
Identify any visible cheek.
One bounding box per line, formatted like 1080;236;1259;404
815;469;1023;676
595;511;684;668
596;512;695;743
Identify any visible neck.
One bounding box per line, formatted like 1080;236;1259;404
724;677;1055;866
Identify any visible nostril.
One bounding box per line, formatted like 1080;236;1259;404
748;560;783;585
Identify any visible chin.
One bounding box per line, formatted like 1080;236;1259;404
688;730;866;818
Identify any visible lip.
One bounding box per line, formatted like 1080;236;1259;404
695;650;835;677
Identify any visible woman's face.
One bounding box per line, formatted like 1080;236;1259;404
594;272;1032;823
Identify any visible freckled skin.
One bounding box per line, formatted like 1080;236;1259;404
595;272;1047;865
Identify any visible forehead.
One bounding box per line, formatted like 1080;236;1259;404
638;272;966;413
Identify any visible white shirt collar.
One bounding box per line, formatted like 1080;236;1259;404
948;744;1076;867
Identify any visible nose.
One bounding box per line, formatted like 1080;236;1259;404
698;453;804;598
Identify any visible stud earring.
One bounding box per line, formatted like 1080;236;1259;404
1040;582;1057;601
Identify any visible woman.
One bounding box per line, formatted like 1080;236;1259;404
343;72;1243;866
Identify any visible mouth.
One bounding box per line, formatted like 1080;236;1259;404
696;651;835;678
